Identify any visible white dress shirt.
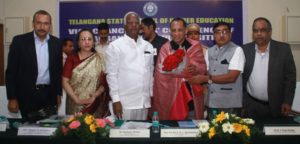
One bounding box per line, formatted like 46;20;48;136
95;41;110;56
105;34;154;109
34;32;50;84
246;43;270;101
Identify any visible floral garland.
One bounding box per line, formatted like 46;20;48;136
198;111;260;143
54;113;114;144
162;48;185;72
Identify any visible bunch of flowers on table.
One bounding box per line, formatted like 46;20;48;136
197;111;260;144
54;112;114;144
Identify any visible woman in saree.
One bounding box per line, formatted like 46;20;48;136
62;28;110;117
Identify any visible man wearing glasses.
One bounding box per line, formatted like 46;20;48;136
242;17;296;118
188;22;245;119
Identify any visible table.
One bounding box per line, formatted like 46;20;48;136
1;117;300;144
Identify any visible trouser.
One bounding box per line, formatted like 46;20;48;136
20;85;57;122
244;93;272;119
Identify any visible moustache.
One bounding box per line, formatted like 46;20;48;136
37;29;46;33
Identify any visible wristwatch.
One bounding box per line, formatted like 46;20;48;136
208;75;213;84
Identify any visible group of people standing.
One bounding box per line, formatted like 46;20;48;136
5;10;296;122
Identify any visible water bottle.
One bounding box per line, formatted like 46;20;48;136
152;111;159;133
209;109;217;120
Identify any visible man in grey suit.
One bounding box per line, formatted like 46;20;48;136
243;17;296;118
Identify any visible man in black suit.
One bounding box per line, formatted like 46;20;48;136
6;10;62;121
243;17;296;118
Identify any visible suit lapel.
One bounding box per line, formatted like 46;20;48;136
48;36;54;76
247;42;256;77
268;40;277;82
28;32;38;74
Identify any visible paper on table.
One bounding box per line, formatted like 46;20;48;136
192;119;209;127
120;121;152;129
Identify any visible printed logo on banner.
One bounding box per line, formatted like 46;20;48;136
143;2;158;16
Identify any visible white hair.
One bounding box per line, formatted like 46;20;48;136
123;11;140;25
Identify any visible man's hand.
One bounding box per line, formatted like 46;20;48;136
8;99;19;113
188;74;208;84
187;64;197;76
113;102;123;119
281;103;292;116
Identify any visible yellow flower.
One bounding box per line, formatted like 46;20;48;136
66;116;75;123
215;111;226;123
242;125;251;136
208;127;216;139
89;123;98;133
84;115;94;125
233;123;243;133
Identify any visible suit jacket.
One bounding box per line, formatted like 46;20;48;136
5;32;62;112
242;39;296;117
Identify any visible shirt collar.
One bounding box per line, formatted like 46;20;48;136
255;41;270;53
214;41;232;51
124;34;142;43
34;31;50;42
170;39;191;50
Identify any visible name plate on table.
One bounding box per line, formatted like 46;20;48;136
161;128;198;138
110;129;150;138
0;123;7;132
17;127;57;136
264;126;300;135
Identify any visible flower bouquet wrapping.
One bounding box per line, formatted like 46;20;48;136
53;113;114;144
198;111;260;144
159;48;187;75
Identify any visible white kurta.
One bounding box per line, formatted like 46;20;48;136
105;34;154;110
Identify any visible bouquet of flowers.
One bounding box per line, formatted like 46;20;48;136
198;111;260;144
54;113;114;144
161;48;186;74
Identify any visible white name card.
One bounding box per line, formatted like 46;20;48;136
0;123;7;132
110;129;150;138
264;126;300;135
17;127;57;136
161;128;198;138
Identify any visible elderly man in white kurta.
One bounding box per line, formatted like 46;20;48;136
106;11;154;120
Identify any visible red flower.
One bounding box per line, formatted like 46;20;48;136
61;126;69;136
175;49;185;58
162;49;185;72
69;120;81;129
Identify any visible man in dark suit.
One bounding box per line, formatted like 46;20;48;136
243;17;296;118
6;10;62;121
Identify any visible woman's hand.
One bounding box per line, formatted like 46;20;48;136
74;96;93;105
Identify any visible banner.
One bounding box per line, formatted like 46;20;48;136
59;0;242;47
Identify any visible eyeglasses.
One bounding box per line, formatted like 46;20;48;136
214;29;231;35
79;37;93;41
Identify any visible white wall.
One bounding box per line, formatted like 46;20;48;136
244;0;300;42
0;0;4;24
